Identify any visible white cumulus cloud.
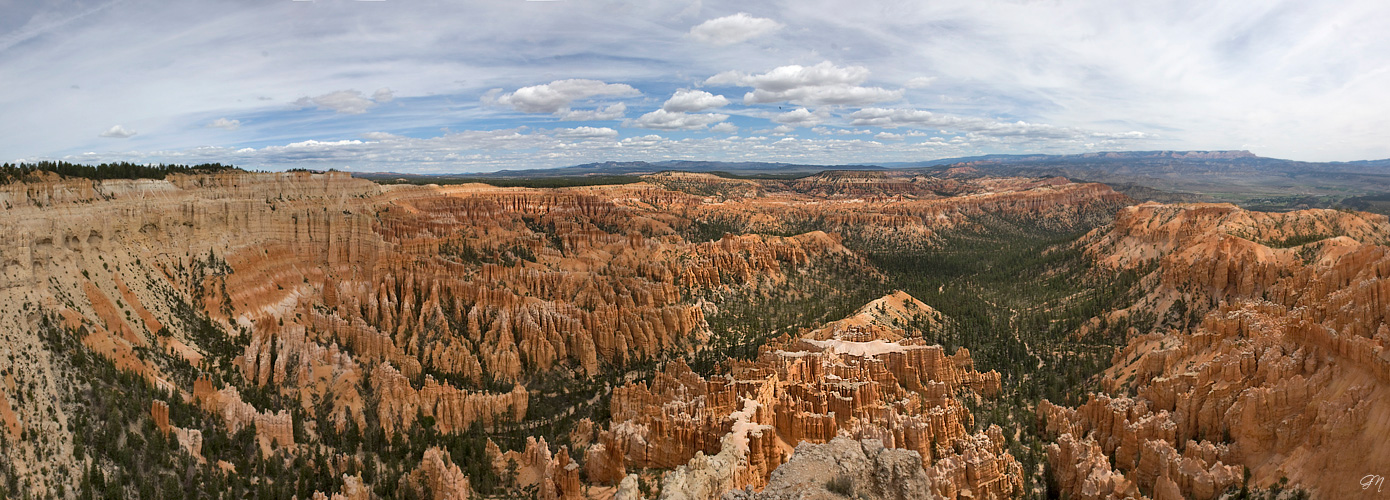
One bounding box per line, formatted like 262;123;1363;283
626;109;729;130
490;79;639;114
771;108;826;127
7;1;1390;163
689;13;783;46
620;134;673;149
710;122;739;134
705;61;902;106
552;126;619;139
662;89;730;112
99;125;136;138
813;127;873;136
50;127;1018;173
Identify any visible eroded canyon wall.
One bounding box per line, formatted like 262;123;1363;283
1044;202;1390;499
591;291;1020;499
0;169;1132;498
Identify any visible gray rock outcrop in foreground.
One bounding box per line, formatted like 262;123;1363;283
722;437;943;500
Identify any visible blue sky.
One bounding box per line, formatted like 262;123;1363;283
2;0;1388;172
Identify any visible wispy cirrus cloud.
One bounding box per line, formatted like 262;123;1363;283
2;0;1388;169
292;89;396;115
56;128;1000;173
207;118;241;130
558;103;627;121
850;108;1147;141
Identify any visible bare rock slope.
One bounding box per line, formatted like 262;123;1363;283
0;169;1129;498
721;437;939;500
1044;202;1390;499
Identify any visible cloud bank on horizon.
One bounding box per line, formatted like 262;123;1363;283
1;0;1387;172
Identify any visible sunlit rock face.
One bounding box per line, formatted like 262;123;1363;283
0;169;1129;498
593;290;1020;500
1044;202;1390;499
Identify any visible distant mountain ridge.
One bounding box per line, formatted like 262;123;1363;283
464;160;888;178
351;150;1390;213
893;150;1390;210
885;149;1259;166
358;150;1389;179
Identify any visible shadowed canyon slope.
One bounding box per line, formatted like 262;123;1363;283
0;167;1385;499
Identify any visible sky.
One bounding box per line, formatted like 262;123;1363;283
2;0;1388;173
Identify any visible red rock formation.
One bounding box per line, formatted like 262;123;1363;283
114;274;163;335
1046;202;1390;499
487;436;584;500
192;377;294;457
1047;432;1142;500
151;400;171;432
408;448;473;500
172;427;205;463
371;362;527;437
569;417;595;450
84;281;144;347
151;400;206;462
1040;394;1241;499
0;391;19;441
584;431;627;485
0;169;1127;495
595;292;1021;499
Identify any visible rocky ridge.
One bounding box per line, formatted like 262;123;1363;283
0;170;1130;498
590;291;1020;499
1044;202;1390;499
721;437;940;500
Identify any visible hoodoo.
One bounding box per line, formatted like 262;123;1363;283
3;164;1382;499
